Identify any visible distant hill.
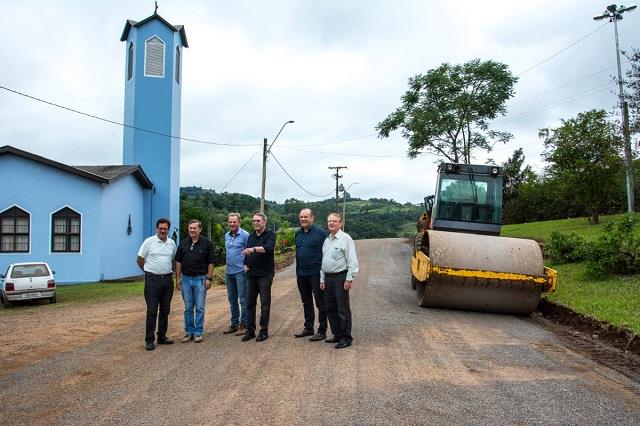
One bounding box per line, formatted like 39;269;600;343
180;186;422;240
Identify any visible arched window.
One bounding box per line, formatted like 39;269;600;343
0;206;30;253
52;207;81;253
144;36;165;78
127;42;134;81
175;46;181;84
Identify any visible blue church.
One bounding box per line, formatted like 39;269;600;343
0;12;187;283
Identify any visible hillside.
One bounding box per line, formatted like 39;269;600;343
180;186;423;240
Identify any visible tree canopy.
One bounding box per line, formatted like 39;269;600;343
540;109;624;224
376;59;517;164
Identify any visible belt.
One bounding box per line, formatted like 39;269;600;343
324;270;347;277
146;272;173;278
183;274;205;278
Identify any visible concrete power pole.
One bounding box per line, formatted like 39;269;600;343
328;166;348;211
260;138;267;214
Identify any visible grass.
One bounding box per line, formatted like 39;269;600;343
502;214;618;242
502;213;640;335
545;263;640;334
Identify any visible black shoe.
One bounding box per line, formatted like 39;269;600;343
145;341;155;351
241;333;256;342
256;333;269;342
157;337;174;345
335;340;352;349
294;329;314;338
325;336;340;343
309;333;326;342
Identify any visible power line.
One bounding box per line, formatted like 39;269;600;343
220;151;260;192
517;21;609;76
0;84;260;147
498;82;614;124
268;152;334;198
508;63;618;107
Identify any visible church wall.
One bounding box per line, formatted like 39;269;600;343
0;155;103;283
99;174;147;280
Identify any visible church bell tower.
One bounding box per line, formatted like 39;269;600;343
120;9;188;238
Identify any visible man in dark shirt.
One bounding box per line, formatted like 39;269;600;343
294;208;329;341
175;219;216;343
241;212;276;342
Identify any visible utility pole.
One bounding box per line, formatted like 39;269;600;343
260;121;294;214
260;138;268;214
594;3;637;213
328;166;347;211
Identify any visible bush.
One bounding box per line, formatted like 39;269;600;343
586;213;640;277
545;231;588;263
275;227;296;254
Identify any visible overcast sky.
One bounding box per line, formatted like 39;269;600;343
2;0;639;204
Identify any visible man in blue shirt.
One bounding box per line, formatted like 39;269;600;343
223;213;250;336
294;208;329;341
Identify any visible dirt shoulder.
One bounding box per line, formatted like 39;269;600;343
0;252;296;378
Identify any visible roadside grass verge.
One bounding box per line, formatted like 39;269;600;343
502;213;640;335
544;263;640;335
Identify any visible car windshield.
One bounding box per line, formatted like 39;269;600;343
11;264;50;278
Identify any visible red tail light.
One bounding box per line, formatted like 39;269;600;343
5;282;15;291
47;280;55;288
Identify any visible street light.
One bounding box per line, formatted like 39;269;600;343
260;120;294;213
594;3;637;214
340;182;358;232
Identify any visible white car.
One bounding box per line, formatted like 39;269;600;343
1;262;56;307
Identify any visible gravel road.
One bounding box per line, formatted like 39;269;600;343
1;238;639;425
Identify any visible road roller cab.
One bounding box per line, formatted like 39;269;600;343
411;163;557;315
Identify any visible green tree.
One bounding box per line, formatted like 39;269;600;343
502;148;534;201
376;59;517;163
540;109;624;224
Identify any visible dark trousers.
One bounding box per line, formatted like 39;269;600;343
324;271;352;343
297;274;327;334
144;272;174;343
246;275;273;334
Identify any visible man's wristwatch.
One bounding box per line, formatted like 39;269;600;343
205;276;212;281
253;247;257;253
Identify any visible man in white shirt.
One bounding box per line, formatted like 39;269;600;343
136;218;177;351
320;213;359;349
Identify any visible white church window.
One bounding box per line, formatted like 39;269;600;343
52;207;81;253
144;36;165;78
0;206;30;253
127;42;134;81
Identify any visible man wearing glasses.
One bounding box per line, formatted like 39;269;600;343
136;218;177;351
321;213;359;349
242;213;276;342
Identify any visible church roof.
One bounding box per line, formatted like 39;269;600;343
120;13;189;48
0;145;153;189
74;165;153;188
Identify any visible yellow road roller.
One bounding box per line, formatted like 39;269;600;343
411;163;557;315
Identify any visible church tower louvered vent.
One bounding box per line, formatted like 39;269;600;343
144;36;165;77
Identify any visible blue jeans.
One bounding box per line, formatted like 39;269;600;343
181;275;206;336
226;271;247;327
